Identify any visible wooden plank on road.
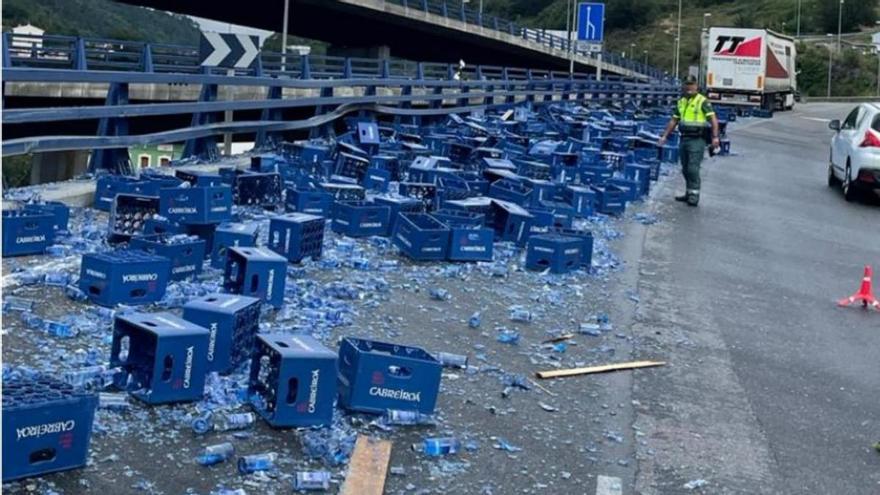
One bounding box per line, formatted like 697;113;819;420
536;360;666;379
339;435;392;495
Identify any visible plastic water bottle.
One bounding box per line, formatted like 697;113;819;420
237;452;277;474
467;312;481;329
64;284;88;302
197;442;235;466
211;489;247;495
384;409;435;426
509;308;533;322
496;329;520;345
293;470;331;491
436;352;468;369
45;320;78;338
62;366;105;389
3;296;35;312
413;437;461;456
214;412;256;432
192;413;213;435
99;392;130;410
22;312;44;329
44;272;71;287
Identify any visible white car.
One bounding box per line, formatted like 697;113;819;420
828;103;880;201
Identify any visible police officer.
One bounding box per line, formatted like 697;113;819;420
657;75;720;206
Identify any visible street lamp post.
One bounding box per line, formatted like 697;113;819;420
837;0;844;53
630;43;635;60
827;34;834;98
643;49;649;65
699;13;711;88
796;0;802;38
281;0;290;73
674;0;683;78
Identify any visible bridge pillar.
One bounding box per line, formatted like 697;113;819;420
30;151;90;185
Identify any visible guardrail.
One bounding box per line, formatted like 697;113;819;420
382;0;668;80
2;31;679;172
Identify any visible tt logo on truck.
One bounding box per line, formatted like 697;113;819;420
713;36;746;53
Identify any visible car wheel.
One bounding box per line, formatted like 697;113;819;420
827;163;839;187
843;161;858;202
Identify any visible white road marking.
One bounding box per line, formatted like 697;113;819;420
798;116;831;123
596;475;623;495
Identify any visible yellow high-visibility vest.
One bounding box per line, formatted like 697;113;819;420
677;94;710;126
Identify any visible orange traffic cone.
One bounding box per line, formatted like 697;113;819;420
837;265;879;311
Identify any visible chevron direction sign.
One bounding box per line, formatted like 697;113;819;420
199;32;260;69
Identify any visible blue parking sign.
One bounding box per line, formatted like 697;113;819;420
577;2;605;43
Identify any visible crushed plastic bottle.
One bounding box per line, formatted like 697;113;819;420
98;392;130;411
44;272;71;287
64;284;88;302
44;320;78;338
293;470;331;491
429;288;450;301
197;442;235;466
237;452;277;474
413;437;461;456
383;409;436;426
63;366;107;390
211;488;247;495
496;329;520;345
508;306;533;322
436;352;468;369
193;411;256;435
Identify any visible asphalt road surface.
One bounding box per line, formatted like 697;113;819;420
630;102;880;494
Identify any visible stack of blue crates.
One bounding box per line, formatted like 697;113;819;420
248;334;337;428
183;293;261;375
2;373;98;481
267;213;326;263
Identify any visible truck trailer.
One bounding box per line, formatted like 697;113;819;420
705;27;797;111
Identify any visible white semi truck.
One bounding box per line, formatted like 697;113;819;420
705;27;797;111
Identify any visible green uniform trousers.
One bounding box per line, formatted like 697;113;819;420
680;137;706;194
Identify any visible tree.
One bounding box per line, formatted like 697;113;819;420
813;0;878;33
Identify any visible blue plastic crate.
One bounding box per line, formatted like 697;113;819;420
267;213;326;263
392;213;451;261
751;108;773;118
284;141;331;166
320;182;365;201
251;153;283;173
523;178;559;207
248;334;337;428
536;200;575;229
431;209;485;228
443;197;495;222
185;223;218;254
94;175;147;211
444;224;494;262
2;374;98;482
175;169;224;187
490;199;533;245
374;196;425;237
23;201;70;233
398;182;437;210
2;210;55;257
623;164;652;197
129;234;206;281
632;147;659;163
591;184;626;215
79;250;171;307
579;165;614;185
357;122;381;145
330;201;391;238
488;178;532;206
553;228;593;269
447;141;474;163
516;159;553;180
224;247;287;308
211;223;259;269
108;194;160;242
183;293;261;374
362;167;391;192
370;155;402;181
142;218;184;236
233;172;283;206
285;188;334;216
335;152;371;182
563;185;596;217
608;177;640;202
110;311;210;404
661;144;679;163
337;337;442;415
526;233;583;274
720;138;731;156
159;186;232;225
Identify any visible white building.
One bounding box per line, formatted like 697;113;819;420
11;23;45;57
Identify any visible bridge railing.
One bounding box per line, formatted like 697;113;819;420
384;0;669;80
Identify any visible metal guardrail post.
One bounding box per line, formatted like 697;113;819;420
87;82;131;174
253;56;263;77
422;0;429;12
2;32;11;69
343;58;353;79
502;67;514;105
447;63;455;80
74;37;87;70
416;62;425;80
441;2;448;17
181;66;220;161
459;3;466;22
309;86;335;139
141;43;154;73
255;85;283;149
493;16;499;30
301;56;311;79
381;59;391;79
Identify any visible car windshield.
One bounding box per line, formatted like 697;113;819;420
873;114;880;132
